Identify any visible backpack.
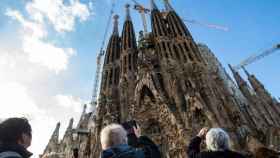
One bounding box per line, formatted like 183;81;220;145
0;151;22;158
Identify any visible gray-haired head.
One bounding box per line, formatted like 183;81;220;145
100;124;128;150
206;128;230;151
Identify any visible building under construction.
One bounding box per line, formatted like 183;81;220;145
41;0;280;158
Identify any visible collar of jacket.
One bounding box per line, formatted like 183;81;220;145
101;144;133;158
0;144;33;158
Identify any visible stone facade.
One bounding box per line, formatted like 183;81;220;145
41;1;280;158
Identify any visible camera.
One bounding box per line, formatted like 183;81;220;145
121;120;137;131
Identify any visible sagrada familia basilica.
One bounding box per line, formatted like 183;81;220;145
41;0;280;158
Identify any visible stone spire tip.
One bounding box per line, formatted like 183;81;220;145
125;4;131;21
56;122;61;127
112;14;119;35
163;0;174;11
150;0;158;10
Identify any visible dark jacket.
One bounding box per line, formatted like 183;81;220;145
101;144;144;158
0;144;32;158
101;135;161;158
187;136;246;158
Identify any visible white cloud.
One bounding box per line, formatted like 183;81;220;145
0;81;57;157
5;8;76;74
0;82;41;118
1;0;93;157
55;94;83;113
23;36;76;73
26;0;90;33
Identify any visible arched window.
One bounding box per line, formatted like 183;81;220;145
114;67;119;84
109;69;113;85
124;56;127;73
103;71;108;88
173;45;180;61
128;53;132;70
140;86;156;103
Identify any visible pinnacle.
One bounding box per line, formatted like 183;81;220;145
113;14;119;35
163;0;174;11
125;4;131;21
150;0;158;10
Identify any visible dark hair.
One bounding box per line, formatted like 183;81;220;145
0;117;32;144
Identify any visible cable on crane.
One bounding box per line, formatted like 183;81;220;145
90;0;116;111
234;43;280;70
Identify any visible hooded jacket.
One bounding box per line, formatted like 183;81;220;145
0;144;32;158
101;144;144;158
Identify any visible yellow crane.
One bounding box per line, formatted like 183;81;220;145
131;0;150;35
234;43;280;70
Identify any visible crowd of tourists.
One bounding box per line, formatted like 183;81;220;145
0;117;279;158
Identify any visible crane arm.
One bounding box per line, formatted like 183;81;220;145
131;0;140;5
90;0;115;109
131;0;150;34
184;19;229;32
234;44;280;70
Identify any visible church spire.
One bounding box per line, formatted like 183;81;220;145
243;68;280;126
43;122;61;154
51;122;60;143
242;67;270;98
121;4;137;50
82;104;87;116
162;0;204;63
100;14;121;92
125;4;131;21
67;118;74;131
243;67;280;106
163;0;174;11
150;0;158;10
164;0;192;37
229;64;253;95
104;14;121;65
63;118;74;139
229;64;276;126
150;0;168;37
113;14;119;35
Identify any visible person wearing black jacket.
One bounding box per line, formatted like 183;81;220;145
100;123;161;158
0;118;33;158
187;127;245;158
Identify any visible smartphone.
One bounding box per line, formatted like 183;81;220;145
121;120;137;130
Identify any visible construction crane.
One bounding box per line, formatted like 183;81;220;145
130;0;229;32
183;19;229;32
90;0;116;111
131;0;150;35
234;43;280;70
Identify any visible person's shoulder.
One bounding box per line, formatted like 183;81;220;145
190;151;214;158
133;149;145;158
228;150;246;158
111;148;145;158
0;151;22;158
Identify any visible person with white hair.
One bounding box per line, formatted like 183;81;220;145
100;123;160;158
187;127;246;158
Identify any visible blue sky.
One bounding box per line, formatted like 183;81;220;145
0;0;279;157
